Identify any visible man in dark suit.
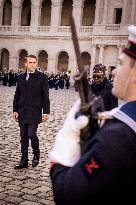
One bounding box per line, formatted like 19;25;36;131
13;54;50;169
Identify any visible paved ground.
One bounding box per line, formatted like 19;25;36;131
0;85;78;205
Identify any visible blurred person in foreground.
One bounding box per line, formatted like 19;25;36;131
13;55;50;169
91;63;118;110
49;25;136;204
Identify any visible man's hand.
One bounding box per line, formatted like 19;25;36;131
42;114;49;122
13;112;18;122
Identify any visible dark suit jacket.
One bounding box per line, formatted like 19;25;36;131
13;69;50;124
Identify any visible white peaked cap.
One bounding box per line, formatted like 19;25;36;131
123;25;136;59
128;25;136;44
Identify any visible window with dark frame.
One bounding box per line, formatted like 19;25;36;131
114;8;122;24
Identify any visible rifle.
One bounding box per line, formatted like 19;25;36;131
70;15;104;154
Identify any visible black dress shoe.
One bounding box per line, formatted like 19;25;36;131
14;162;28;170
32;157;39;167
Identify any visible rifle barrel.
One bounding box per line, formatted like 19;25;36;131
70;15;83;73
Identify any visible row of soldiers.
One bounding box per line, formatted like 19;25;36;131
47;72;71;90
0;70;19;86
0;69;71;89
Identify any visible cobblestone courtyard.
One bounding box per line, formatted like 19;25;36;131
0;86;78;205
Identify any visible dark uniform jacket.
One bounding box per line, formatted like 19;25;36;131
90;78;118;111
13;69;50;124
50;101;136;204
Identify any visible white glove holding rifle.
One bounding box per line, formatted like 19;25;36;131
49;99;89;167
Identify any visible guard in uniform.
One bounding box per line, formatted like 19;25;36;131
49;25;136;204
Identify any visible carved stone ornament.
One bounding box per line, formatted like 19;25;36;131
52;0;61;7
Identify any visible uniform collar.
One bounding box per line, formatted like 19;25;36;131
106;101;136;133
119;101;136;121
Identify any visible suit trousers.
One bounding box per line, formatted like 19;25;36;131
19;123;40;162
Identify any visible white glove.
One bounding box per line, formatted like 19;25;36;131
49;99;89;167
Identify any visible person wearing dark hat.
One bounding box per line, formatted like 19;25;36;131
13;55;50;169
49;25;136;204
90;63;118;111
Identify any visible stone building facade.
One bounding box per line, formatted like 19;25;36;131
0;0;136;77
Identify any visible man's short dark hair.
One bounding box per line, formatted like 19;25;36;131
25;55;37;62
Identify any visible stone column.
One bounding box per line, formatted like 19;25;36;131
91;45;96;76
117;45;122;62
31;5;40;27
102;0;108;24
99;45;104;64
72;1;82;27
68;57;76;74
47;55;57;73
12;6;20;26
50;2;62;26
130;0;136;24
9;53;19;71
28;48;37;56
94;0;101;24
0;5;3;25
121;0;128;24
65;57;76;83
